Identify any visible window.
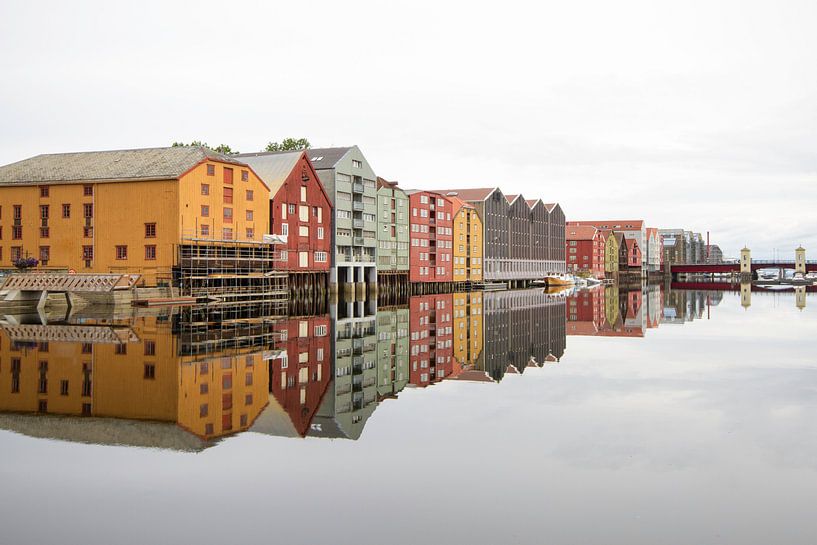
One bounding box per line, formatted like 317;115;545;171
352;159;362;168
200;404;208;417
241;170;249;182
200;224;209;236
223;207;233;223
281;223;289;236
83;226;93;238
317;227;324;240
83;203;93;218
224;167;233;185
281;203;287;219
115;245;128;260
82;245;93;261
144;364;156;379
40;227;49;238
40;186;49;197
206;164;215;176
145;245;156;260
299;205;308;222
145;223;156;238
246;228;254;239
223;227;233;240
299;225;309;237
314;251;327;262
246;190;253;201
314;325;327;336
12;225;22;239
39;246;49;265
300;186;307;202
62;204;70;218
201;183;210;195
201;205;209;217
115;344;127;355
83;185;93;196
246;210;253;221
299;251;308;267
288;204;296;214
144;340;156;356
223;187;233;204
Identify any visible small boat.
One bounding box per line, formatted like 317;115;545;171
543;273;575;286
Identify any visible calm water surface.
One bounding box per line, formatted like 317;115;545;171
0;286;815;545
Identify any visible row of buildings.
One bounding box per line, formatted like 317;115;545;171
565;220;722;278
0;145;566;292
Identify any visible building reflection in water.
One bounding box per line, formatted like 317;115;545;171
0;289;568;447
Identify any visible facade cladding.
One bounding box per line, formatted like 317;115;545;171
439;188;566;281
307;147;378;287
375;178;410;272
407;190;454;283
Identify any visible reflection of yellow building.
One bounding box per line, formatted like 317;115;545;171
603;284;620;327
451;198;483;282
453;291;483;366
0;317;269;440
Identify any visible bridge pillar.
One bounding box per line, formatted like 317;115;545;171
795;246;806;275
740;247;751;274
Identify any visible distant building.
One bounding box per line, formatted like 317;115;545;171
566;225;605;278
707;244;723;264
600;230;620;278
624;238;642;270
567;220;646;274
645;227;662;272
306;147;378;289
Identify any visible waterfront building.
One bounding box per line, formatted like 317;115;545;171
306;147;378;291
707;244;724;264
235;151;332;280
624;238;642;270
450;196;484;283
375;178;410;281
406;190;454;284
659;229;688;265
0;146;270;286
645;227;662;272
439;188;566;283
566;225;605;278
600;230;620;278
614;232;628;271
408;293;454;386
568;220;646;274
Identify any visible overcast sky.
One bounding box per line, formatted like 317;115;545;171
1;0;815;258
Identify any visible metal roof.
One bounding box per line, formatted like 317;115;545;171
0;146;247;186
306;147;353;170
235;151;303;196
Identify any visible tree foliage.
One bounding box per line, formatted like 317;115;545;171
264;138;311;152
171;141;238;155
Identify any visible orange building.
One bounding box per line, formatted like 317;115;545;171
450;197;483;283
0;146;270;285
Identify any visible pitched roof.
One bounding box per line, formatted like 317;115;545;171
568;220;645;229
526;199;543;208
436;187;498;201
544;203;558;212
626;238;640;251
305;147;353;170
448;195;475;216
566;225;599;241
235;151;303;196
0;146;246;186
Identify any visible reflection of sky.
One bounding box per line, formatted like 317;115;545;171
1;291;816;545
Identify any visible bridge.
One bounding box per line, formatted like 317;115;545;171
669;260;817;275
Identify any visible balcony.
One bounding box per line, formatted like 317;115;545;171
352;182;364;193
353;236;365;246
353;201;365;212
353;219;364;229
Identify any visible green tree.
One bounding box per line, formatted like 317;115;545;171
171;141;238;155
264;138;311;152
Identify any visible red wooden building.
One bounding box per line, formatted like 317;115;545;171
408;293;454;387
625;238;642;269
406;190;454;284
237;151;332;278
566;225;606;278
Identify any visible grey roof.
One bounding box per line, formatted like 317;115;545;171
306;147;353;170
0;146;247;186
234;151;303;196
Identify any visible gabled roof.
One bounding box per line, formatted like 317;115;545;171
448;196;475;216
566;225;599;241
235;150;303;196
626;238;640;251
306;147;353;170
526;198;543;208
0;146;248;186
436;187;498;201
544;203;559;212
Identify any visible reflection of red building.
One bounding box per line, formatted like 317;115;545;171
269;315;332;436
566;289;606;335
566;225;606;278
407;191;454;283
408;294;454;387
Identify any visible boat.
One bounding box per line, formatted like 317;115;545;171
542;273;575;286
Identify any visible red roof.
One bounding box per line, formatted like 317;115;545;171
626;238;640;251
566;225;599;241
448;195;475;216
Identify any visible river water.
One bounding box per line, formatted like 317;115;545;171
0;286;815;545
